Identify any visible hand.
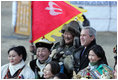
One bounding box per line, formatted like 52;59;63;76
50;49;57;57
29;45;36;53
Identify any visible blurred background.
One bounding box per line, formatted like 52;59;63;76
1;1;117;69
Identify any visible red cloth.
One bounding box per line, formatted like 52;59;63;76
31;1;81;43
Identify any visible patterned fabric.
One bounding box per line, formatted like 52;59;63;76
1;61;35;79
74;64;113;79
4;65;25;79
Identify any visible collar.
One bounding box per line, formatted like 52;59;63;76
87;39;96;48
65;42;73;47
9;60;25;76
36;57;52;77
36;57;52;66
83;39;96;51
88;62;98;70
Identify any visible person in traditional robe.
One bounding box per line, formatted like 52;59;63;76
74;45;113;79
50;21;81;78
1;46;35;79
28;38;53;79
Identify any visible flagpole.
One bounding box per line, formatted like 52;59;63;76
30;1;35;60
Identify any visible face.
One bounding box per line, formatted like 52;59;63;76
36;47;50;63
88;50;101;62
63;31;74;45
43;64;54;79
8;50;22;65
114;64;117;79
80;29;94;47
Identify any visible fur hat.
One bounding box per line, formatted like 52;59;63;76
60;21;81;48
61;21;81;36
35;38;53;50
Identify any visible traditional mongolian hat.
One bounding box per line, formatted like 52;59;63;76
60;21;81;48
35;38;53;50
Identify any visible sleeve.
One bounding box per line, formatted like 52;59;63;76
100;64;113;79
1;64;9;79
51;42;60;50
27;59;36;72
93;64;113;79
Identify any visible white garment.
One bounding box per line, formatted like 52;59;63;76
1;60;35;79
36;59;46;77
36;57;52;77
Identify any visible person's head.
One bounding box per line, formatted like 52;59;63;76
53;73;68;79
8;46;27;65
80;27;96;47
43;61;60;79
88;45;108;66
61;21;81;45
63;31;74;45
35;38;53;63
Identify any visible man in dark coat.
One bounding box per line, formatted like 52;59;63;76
73;27;97;73
28;38;53;79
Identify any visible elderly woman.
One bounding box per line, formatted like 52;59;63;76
1;46;35;79
73;45;113;79
43;61;60;79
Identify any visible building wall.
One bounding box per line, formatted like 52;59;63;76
70;1;117;32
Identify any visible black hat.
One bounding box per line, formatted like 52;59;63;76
35;38;53;50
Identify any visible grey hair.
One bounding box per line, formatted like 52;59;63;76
82;27;96;38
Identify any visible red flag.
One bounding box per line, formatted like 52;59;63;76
31;1;83;43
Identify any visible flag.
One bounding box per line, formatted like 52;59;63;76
31;1;86;43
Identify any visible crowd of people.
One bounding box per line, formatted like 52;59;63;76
1;20;117;79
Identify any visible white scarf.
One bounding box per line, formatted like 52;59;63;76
9;60;25;76
36;57;52;77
